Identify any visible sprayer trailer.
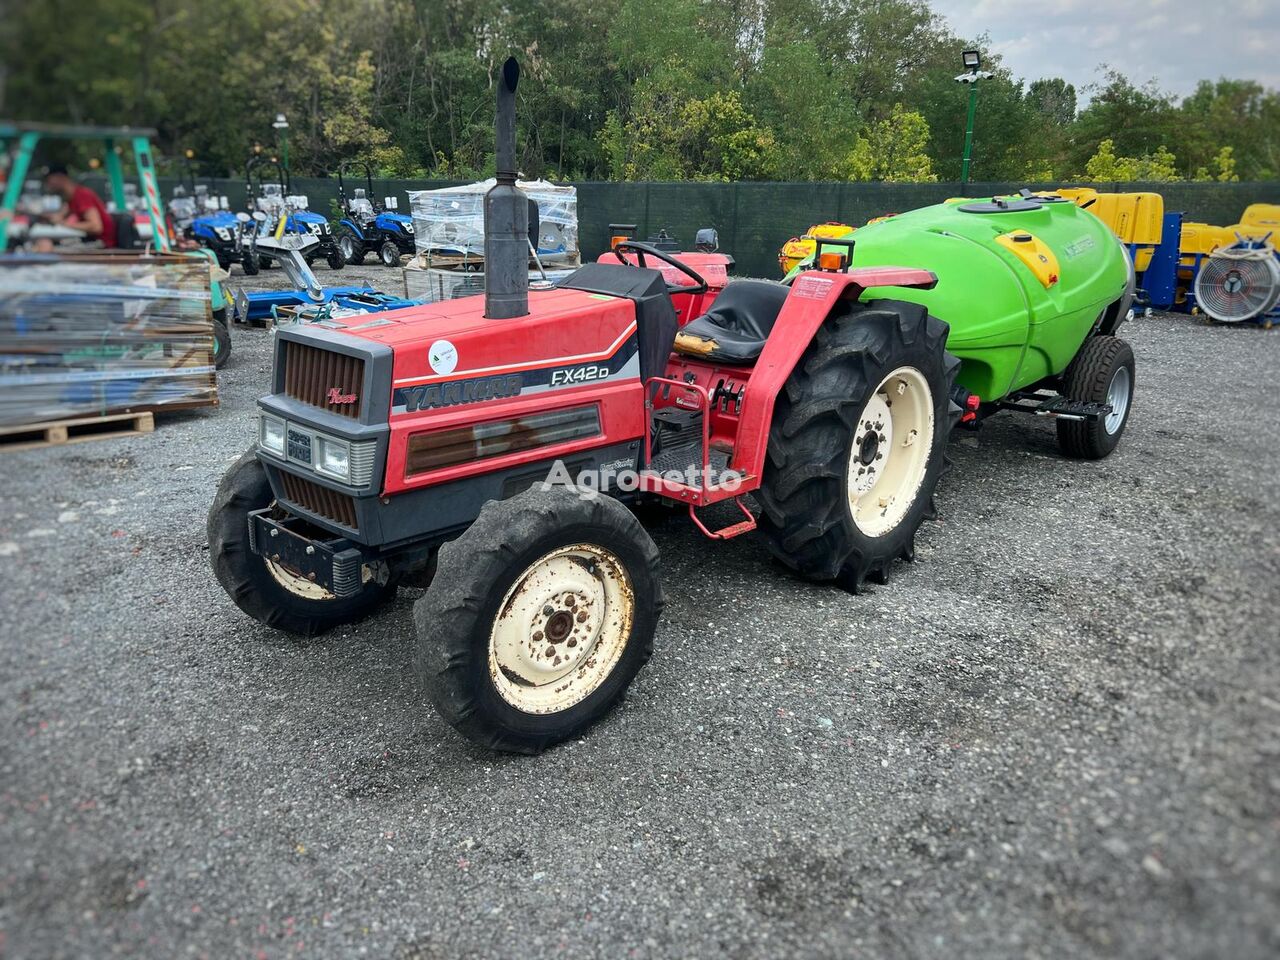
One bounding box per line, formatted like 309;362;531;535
208;59;1136;753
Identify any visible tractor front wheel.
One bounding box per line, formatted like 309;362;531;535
758;299;958;592
379;240;400;267
240;250;260;276
327;244;346;270
414;485;662;753
1056;335;1135;459
208;449;397;636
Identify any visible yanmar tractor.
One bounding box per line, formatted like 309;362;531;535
209;59;1136;753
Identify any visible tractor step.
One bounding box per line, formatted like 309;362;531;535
1000;392;1112;422
688;497;757;540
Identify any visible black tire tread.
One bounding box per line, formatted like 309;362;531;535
207;448;396;636
758;299;958;593
213;318;231;370
1056;335;1135;459
414;486;661;754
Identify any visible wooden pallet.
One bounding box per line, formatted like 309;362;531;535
0;411;155;452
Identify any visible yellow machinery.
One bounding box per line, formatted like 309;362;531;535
1228;203;1280;241
1050;188;1164;272
777;221;855;273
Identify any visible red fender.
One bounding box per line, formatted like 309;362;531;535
731;267;938;479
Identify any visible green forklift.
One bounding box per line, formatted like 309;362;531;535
0;121;232;368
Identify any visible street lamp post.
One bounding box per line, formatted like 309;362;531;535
272;113;290;172
955;50;993;192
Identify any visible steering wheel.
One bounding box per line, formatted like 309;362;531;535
610;240;708;296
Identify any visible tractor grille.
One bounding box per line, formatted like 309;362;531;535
282;341;364;419
280;471;359;531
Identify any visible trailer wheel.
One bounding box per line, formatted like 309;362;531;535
208;449;396;636
213;312;232;370
1056;335;1135;459
414;485;662;753
758;299;958;592
240;250;260;276
327;244;346;270
379;240;400;267
338;231;365;265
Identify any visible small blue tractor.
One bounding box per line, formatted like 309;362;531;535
245;154;345;272
334;160;414;267
172;152;257;274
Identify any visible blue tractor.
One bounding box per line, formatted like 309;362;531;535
172;153;259;275
245;154;345;272
334;160;414;267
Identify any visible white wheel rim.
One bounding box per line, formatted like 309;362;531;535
265;557;335;600
488;544;635;715
847;366;935;538
339;236;354;259
1105;365;1131;434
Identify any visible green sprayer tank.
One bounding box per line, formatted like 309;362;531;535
786;196;1133;401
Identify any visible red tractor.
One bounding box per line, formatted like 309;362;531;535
209;59;1123;752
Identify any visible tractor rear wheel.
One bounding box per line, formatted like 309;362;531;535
338;230;365;265
1056;335;1135;459
213;313;232;370
414;485;662;753
758;299;958;592
379;240;400;267
208;449;397;636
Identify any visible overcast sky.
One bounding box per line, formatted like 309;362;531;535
929;0;1280;102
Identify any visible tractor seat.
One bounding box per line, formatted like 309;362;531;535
674;279;789;364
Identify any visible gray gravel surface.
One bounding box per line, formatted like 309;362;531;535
2;265;1278;959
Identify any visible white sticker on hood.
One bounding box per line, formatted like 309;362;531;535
428;340;458;375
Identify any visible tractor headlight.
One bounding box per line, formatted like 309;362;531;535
315;435;351;481
404;222;414;233
214;226;232;241
260;414;286;454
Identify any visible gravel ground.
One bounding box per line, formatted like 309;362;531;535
2;262;1278;959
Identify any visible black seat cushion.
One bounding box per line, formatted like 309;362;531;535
675;279;789;364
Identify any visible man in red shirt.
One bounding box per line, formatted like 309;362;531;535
43;164;117;247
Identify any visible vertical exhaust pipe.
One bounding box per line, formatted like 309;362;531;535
484;56;530;320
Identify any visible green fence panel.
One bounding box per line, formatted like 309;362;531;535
80;173;1279;280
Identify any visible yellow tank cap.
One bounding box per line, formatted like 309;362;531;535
995;230;1061;288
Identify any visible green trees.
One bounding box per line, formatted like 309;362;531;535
2;0;1276;183
845;106;937;182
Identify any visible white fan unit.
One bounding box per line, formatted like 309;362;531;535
1193;246;1280;322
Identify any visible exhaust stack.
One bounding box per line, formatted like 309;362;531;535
484;57;529;320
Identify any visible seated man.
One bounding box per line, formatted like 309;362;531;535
43;164;117;248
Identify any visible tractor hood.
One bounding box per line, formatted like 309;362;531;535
193;211;239;228
291;286;641;418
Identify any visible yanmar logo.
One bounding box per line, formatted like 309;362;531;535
397;374;522;412
327;387;358;405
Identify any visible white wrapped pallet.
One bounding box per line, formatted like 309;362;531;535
409;179;579;266
0;253;218;428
